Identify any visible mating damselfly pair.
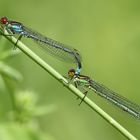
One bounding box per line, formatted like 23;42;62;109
0;17;140;119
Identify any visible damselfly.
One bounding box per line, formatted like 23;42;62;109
0;17;82;74
68;69;140;119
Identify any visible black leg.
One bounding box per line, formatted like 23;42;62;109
67;77;74;84
13;34;23;50
73;83;80;100
79;91;88;105
74;82;78;88
0;28;13;36
0;32;13;37
60;76;73;86
59;78;69;87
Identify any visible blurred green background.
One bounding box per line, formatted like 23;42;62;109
0;0;140;140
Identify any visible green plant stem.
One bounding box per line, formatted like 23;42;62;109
1;31;138;140
2;76;17;111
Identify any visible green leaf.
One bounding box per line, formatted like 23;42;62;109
0;122;55;140
0;49;21;60
0;62;23;82
34;105;57;117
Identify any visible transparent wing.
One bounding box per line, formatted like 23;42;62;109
23;26;82;64
90;80;140;119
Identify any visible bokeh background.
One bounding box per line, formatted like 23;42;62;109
0;0;140;140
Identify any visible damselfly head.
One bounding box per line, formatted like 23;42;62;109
68;69;75;78
0;17;8;25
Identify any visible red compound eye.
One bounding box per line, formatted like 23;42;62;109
0;17;8;24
